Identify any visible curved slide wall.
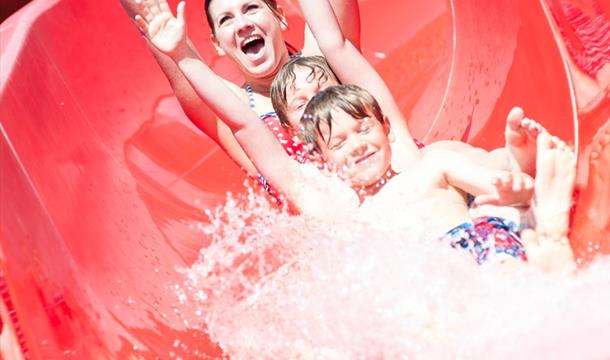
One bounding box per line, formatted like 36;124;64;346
0;0;607;357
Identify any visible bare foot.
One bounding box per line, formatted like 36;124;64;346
505;107;546;176
571;122;610;261
474;172;534;206
521;132;577;273
533;133;575;235
521;229;576;273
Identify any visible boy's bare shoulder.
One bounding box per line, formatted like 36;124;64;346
418;146;455;167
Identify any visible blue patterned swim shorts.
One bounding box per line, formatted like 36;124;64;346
440;216;527;264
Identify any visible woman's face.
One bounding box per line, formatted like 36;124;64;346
208;0;289;79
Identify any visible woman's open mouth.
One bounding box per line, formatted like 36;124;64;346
241;35;266;61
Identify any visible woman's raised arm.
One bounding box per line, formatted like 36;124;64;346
301;0;361;55
120;0;257;174
134;0;323;212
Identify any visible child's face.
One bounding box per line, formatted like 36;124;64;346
317;108;392;188
284;66;339;129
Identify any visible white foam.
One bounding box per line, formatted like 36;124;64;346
177;190;610;359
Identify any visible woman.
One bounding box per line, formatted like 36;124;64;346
120;0;361;175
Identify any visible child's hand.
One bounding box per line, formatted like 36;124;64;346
474;172;534;206
134;0;187;58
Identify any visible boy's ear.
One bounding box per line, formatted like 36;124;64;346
211;35;225;56
383;116;392;133
383;117;396;142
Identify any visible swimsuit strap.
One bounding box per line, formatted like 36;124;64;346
259;111;278;119
244;84;257;110
245;84;278;119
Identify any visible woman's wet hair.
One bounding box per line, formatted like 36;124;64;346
271;56;339;128
300;85;386;153
204;0;284;35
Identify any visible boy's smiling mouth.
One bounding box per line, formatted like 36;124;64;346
355;151;377;165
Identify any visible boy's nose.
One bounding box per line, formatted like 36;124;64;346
304;82;321;100
350;141;367;156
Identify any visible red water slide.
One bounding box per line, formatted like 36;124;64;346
0;0;608;358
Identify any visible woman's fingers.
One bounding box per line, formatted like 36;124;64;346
135;0;154;22
144;0;161;16
158;0;171;12
176;1;186;24
134;14;149;34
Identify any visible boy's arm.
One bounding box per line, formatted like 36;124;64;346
301;0;361;55
135;0;312;210
297;0;417;158
427;148;533;206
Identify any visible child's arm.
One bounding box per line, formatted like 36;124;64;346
134;0;316;211
426;148;534;206
297;0;418;160
301;0;361;55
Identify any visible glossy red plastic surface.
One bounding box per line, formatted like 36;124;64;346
0;0;608;357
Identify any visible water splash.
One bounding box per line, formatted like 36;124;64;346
177;190;610;359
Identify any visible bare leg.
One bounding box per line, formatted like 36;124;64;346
571;122;610;261
587;124;610;224
505;107;546;176
521;133;577;273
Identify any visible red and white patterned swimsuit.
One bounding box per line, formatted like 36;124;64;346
245;85;309;203
246;85;309;163
549;0;610;77
245;85;426;203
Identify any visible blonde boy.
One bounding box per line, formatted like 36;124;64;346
299;84;532;263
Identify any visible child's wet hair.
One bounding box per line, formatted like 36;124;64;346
204;0;285;35
271;56;339;128
300;84;386;153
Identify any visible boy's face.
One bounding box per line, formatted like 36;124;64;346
284;66;339;129
317;108;392;188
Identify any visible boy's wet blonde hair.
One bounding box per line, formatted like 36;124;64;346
300;84;386;153
271;56;339;128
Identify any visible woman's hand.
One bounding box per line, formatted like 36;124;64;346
134;0;188;58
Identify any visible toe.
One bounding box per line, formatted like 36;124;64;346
537;132;553;150
507;107;525;129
